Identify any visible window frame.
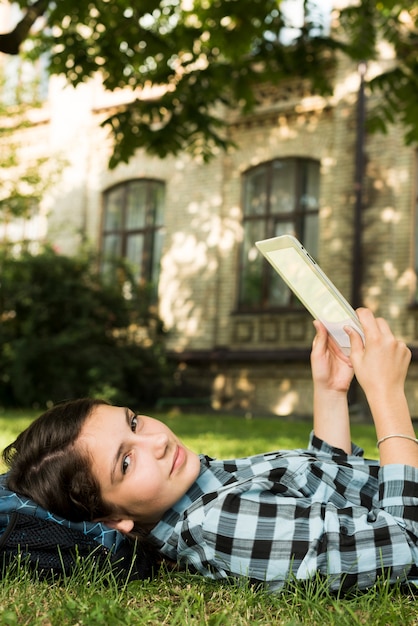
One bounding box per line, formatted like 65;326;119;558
237;157;320;312
100;178;165;293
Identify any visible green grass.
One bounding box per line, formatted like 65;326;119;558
2;408;416;626
154;412;379;460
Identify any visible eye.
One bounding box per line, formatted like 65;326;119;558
122;454;131;475
130;414;138;432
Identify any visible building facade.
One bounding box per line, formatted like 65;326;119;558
2;4;418;417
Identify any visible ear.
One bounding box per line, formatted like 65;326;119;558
98;517;135;534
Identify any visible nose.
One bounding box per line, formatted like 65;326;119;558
141;432;169;459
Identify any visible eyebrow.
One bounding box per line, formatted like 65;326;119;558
110;407;131;484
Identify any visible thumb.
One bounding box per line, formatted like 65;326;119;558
312;320;327;349
344;325;364;355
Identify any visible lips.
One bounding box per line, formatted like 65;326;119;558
171;445;185;474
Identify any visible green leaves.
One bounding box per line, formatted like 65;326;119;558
0;246;171;408
4;1;418;165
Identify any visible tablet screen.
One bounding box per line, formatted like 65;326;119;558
266;247;352;324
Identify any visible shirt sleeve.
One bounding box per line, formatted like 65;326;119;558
379;464;418;532
308;431;365;458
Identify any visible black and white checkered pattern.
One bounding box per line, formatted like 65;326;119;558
150;434;418;591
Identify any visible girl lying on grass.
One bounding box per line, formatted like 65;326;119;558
3;308;418;592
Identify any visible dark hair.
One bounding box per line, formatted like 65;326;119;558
2;398;114;522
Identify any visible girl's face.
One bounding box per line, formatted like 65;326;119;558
78;404;201;530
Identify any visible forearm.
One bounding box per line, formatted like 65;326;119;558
345;309;417;468
365;389;418;467
310;321;353;454
313;388;351;454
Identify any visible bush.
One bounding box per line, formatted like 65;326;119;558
0;246;172;408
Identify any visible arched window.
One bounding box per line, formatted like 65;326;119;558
239;158;320;310
101;179;165;297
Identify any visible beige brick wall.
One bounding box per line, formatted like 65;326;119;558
3;53;418;419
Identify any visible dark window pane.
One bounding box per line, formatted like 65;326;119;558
101;233;121;278
102;233;121;258
300;160;320;211
126;182;146;230
271;160;296;214
243;167;268;216
239;158;320;310
303;213;319;257
239;220;266;306
104;187;124;230
126;234;144;281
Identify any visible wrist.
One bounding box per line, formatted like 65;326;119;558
314;388;349;413
365;387;406;413
366;390;413;440
313;386;349;398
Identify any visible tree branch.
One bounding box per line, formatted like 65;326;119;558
0;0;49;55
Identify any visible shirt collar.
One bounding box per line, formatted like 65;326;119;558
150;454;237;542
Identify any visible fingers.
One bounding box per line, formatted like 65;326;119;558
344;324;364;352
313;320;352;365
346;307;388;347
356;307;386;339
355;307;404;346
346;307;411;370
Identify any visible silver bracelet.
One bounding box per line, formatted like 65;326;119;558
376;434;418;448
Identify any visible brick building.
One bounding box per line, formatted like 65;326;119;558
1;3;418;417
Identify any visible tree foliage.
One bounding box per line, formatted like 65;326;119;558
0;246;172;407
1;0;418;166
0;64;64;221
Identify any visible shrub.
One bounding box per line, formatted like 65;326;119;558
0;246;172;408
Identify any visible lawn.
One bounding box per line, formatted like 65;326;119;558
1;408;417;626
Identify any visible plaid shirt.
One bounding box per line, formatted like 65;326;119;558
150;434;418;591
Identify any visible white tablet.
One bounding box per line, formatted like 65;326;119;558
255;235;364;355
